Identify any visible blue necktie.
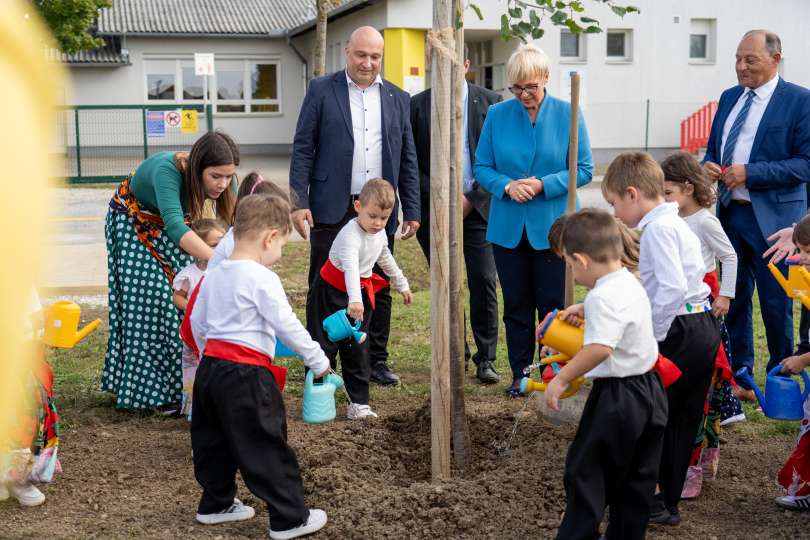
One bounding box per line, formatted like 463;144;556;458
718;90;756;206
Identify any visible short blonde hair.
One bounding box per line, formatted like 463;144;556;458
507;43;549;84
601;151;665;200
358;178;395;210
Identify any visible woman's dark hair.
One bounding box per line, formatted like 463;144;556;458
179;130;240;225
660;151;716;208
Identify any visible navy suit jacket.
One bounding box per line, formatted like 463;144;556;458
704;78;810;238
289;70;420;236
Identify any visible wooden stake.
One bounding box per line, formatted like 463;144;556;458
429;0;452;482
449;10;470;470
564;72;581;308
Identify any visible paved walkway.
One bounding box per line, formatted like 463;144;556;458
44;154;607;292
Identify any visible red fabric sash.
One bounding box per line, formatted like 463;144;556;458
319;258;389;309
703;271;720;299
180;277;204;357
654;354;682;388
203;339;287;392
702;271;733;380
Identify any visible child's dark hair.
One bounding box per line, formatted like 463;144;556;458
233;194;292;239
237;172;291;204
793;214;810;247
179;130;239;224
561;208;623;263
548;215;568;256
191;218;227;240
660;151;716;208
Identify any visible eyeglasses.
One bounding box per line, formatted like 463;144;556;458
509;84;540;97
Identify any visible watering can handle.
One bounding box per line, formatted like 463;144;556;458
769;263;791;294
801;370;810;401
305;369;315;387
541;353;570;365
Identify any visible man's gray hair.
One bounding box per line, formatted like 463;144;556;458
743;29;782;56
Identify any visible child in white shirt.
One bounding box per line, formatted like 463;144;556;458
173;218;226;419
602;151;720;526
306;179;412;419
190;194;329;539
546;209;667;540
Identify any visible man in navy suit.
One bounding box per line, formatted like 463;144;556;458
290;26;420;386
703;30;810;396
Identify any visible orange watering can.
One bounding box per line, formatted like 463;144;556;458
769;257;810;309
42;301;101;348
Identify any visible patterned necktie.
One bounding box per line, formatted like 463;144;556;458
718;90;756;206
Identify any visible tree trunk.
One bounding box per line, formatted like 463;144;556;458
430;0;453;482
313;0;329;77
449;2;470;470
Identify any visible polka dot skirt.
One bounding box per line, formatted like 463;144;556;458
102;208;191;410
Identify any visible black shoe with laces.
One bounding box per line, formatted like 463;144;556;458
476;361;500;384
370;363;400;386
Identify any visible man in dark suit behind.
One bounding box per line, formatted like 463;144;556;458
410;49;502;384
290;26;421;387
703;29;810;397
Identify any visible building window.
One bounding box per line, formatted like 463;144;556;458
216;66;245;112
560;30;586;61
470;40;505;91
146;73;175;100
689;18;716;63
250;63;279;113
181;67;206;100
606;30;633;62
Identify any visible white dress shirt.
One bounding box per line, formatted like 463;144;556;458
638;202;711;341
329;218;409;304
347;71;384;194
721;74;779;201
583;268;659;378
191;259;330;375
682;208;738;299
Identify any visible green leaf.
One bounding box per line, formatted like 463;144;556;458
532;27;545;40
580;16;598;23
555;1;567;8
34;0;111;54
469;2;484;20
529;9;541;26
611;5;627;17
518;21;533;33
509;7;523;18
584;25;602;33
550;10;568;24
625;5;640;13
565;19;583;33
570;1;585;12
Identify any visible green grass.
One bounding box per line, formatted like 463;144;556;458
47;240;802;439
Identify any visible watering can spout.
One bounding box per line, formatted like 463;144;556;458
73;319;102;346
734;367;768;415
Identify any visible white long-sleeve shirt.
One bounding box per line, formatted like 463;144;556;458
347;71;383;195
207;228;234;270
191;259;330;375
329;218;409;304
638;202;711;341
682;208;738;299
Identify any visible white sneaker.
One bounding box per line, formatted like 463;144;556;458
346;403;378;420
775;495;810;511
268;509;327;539
720;413;746;427
196;498;256;524
8;483;45;507
0;483;9;501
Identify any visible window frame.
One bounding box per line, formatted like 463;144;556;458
560;30;587;63
471;40;506;92
688;18;717;65
606;29;633;63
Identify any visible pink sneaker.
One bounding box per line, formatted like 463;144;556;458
699;448;719;480
680;465;703;499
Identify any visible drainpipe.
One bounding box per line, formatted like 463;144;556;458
285;33;309;93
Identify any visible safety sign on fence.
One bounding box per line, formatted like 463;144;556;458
165;110;181;128
181;110;198;134
146;110;166;138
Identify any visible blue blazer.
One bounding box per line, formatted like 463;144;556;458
704;78;810;238
289;70;420;235
474;94;594;249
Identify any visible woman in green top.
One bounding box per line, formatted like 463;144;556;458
103;131;238;411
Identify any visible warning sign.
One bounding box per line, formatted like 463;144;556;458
181;110;198;134
165;110;181;128
145;111;165;138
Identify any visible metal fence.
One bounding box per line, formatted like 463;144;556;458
55;104;213;183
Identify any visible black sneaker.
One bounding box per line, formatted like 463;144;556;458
476;361;500;384
649;506;681;526
370;363;400;386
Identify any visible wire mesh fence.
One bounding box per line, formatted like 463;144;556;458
55;104;213;183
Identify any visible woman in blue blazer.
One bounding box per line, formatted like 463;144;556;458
474;44;594;394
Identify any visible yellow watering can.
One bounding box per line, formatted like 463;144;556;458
42;301;101;348
769;257;810;310
520;373;585;399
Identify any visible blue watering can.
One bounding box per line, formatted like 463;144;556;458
322;309;366;344
735;366;810;421
302;370;345;424
274;338;298;358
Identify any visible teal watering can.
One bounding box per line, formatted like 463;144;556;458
302;370;345;424
322;309;366;344
735;366;810;421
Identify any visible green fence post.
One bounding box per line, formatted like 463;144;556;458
74;107;82;181
206;104;213;132
142;107;149;159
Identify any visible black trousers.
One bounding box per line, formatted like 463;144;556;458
191;356;309;532
557;372;668;540
491;232;565;382
307;204;394;370
306;276;373;404
416;207;498;364
656;311;720;510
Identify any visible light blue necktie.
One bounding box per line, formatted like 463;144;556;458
718;90;756;206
